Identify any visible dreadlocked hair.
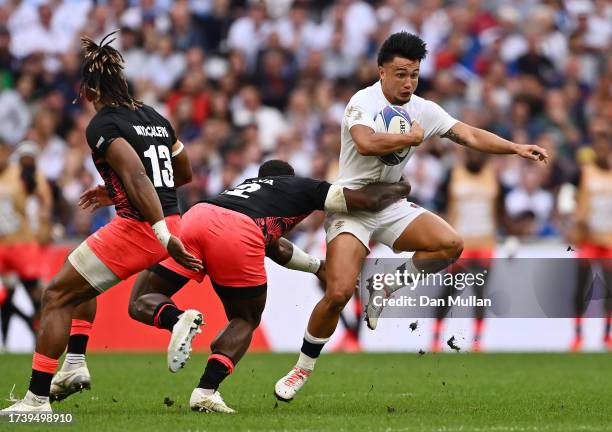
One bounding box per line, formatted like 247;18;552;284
77;30;142;110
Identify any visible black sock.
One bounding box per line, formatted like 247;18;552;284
198;359;231;390
67;334;89;355
155;303;183;331
29;370;53;398
301;338;325;359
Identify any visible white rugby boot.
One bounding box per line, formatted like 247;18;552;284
189;388;235;413
50;364;91;402
1;391;52;413
274;366;311;402
168;309;203;372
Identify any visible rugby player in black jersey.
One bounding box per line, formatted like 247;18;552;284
1;32;202;414
127;159;411;413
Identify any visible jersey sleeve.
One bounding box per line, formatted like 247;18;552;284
85;116;122;157
420;99;458;139
297;177;332;211
344;91;376;131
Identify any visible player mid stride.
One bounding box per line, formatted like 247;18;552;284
1;32;201;413
127;160;412;413
275;32;548;401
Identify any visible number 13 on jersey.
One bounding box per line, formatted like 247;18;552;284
143;145;174;187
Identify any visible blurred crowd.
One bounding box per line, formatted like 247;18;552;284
0;0;610;245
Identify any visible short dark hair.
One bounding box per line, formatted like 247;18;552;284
377;32;428;66
258;160;295;177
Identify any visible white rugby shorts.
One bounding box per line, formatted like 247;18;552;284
325;200;428;251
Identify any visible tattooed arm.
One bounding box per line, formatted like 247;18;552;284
441;122;549;162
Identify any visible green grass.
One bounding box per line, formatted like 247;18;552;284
1;353;611;431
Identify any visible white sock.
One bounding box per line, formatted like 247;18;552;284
297;330;330;371
296;352;317;371
62;353;86;372
197;388;215;396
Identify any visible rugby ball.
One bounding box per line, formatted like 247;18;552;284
375;105;412;166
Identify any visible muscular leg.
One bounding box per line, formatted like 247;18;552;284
212;286;267;364
198;285;267;393
315;278;361;352
72;300;96;323
27;261;99;399
128;269;186;326
128;268;188;332
276;233;366;389
363;211;464;335
393;212;464;272
36;263;98;358
50;298;97;402
373;212;463;308
57;300;96;369
307;234;368;338
277;213;463;400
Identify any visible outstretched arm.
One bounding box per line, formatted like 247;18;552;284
441;122;549;162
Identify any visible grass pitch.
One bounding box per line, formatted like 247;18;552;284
1;352;611;431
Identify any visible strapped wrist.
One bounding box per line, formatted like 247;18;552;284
286;244;321;274
152;219;171;248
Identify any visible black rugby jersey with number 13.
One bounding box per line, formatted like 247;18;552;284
85;104;179;220
205;176;331;245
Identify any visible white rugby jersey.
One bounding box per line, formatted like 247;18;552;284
337;80;458;188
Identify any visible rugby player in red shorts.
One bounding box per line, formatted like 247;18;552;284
126;160;411;413
1;33;202;414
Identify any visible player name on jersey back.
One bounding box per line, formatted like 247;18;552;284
132;125;170;138
85;104;179;220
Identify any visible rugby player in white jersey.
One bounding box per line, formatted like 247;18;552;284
275;32;549;401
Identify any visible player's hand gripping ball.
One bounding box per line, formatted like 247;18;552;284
375;105;413;166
